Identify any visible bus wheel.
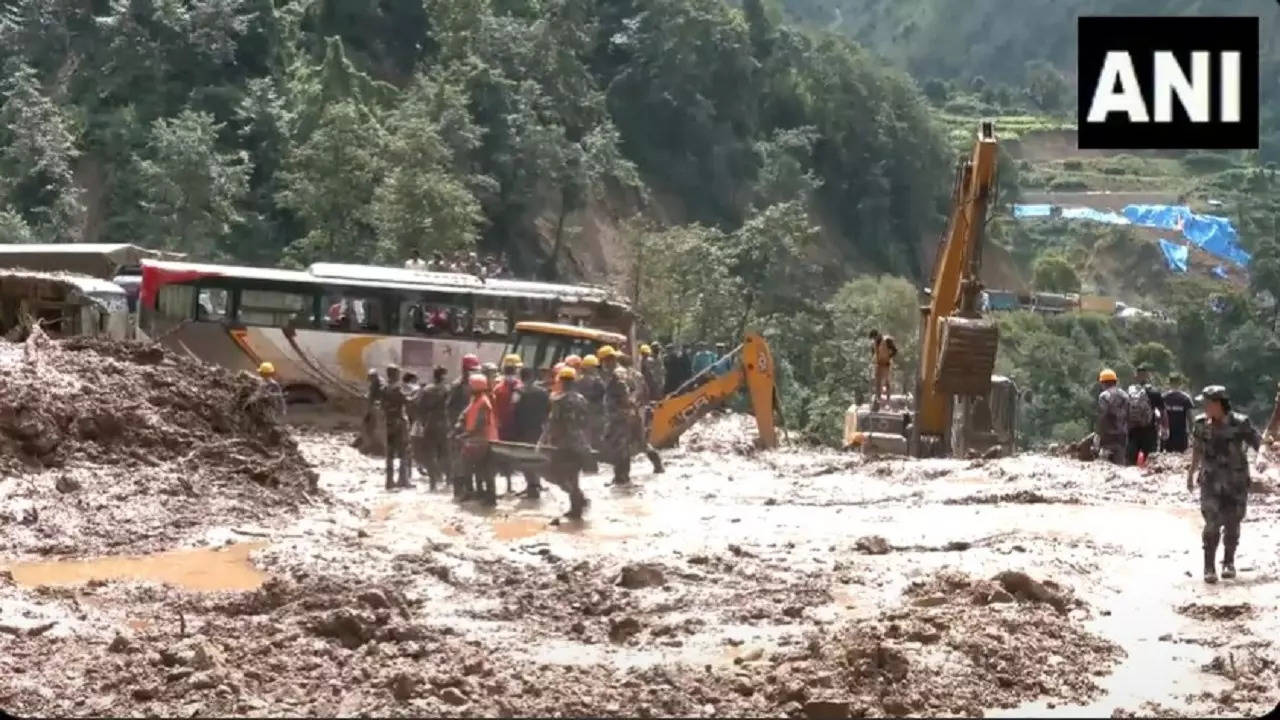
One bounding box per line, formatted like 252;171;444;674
284;384;327;406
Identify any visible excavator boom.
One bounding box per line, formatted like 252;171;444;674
911;120;1001;457
649;333;778;449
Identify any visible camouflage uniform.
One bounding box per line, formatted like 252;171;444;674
626;366;664;474
382;381;412;489
1191;412;1261;572
543;387;591;518
446;375;473;498
1096;385;1130;465
641;356;663;402
578;368;606;450
602;366;637;483
412;379;451;490
261;377;287;422
357;373;387;455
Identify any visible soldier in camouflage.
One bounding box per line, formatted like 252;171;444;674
1095;368;1128;465
382;365;413;490
412;366;451;490
356;368;387;455
539;366;590;519
1188;385;1261;584
578;354;606;450
598;346;636;484
618;352;664;475
447;354;481;499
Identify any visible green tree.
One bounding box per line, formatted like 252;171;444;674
132;110;250;257
1032;253;1081;293
1130;341;1177;376
0;61;84;241
1025;60;1069;112
0;207;36;244
279;100;385;264
370;77;484;261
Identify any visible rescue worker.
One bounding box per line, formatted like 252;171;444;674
1126;365;1165;466
551;362;567;394
492;354;524;494
1162;375;1194;453
538;366;590;519
600;347;662;485
639;344;662;400
579;354;606;450
446;354;481;499
618;352;664;473
649;342;666;398
1188;386;1261;584
382;365;413;490
512;365;551;498
455;373;498;505
869;329;897;411
412;366;451;490
1095;369;1129;465
564;354;583;372
481;362;500;392
257;362;286;420
357;368;387;455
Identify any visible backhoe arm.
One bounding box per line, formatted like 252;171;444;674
648;333;778;449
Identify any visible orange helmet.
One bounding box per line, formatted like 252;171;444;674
468;373;489;391
462;354;480;371
565;354;582;368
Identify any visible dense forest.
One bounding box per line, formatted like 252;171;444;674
0;0;947;279
3;0;1280;447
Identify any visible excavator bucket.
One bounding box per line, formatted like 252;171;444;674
934;316;998;396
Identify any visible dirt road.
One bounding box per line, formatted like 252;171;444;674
2;413;1278;717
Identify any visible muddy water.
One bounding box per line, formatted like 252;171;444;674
6;542;268;592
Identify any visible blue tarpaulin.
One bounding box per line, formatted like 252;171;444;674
1121;205;1251;268
1013;204;1052;218
1212;265;1229;279
1011;203;1251;268
1157;238;1189;273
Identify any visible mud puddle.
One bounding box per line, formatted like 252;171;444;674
5;542;268;592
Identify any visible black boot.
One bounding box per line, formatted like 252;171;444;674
648;450;664;474
1221;545;1237;579
1203;547;1218;584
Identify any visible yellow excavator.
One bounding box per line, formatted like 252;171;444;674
845;120;1016;458
648;333;779;449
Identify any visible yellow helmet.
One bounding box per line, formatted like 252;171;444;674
502;353;522;368
557;366;577;381
639;343;652;356
582;354;599;368
258;361;276;376
597;345;616;359
1099;368;1117;383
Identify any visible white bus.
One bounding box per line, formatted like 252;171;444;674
137;259;634;404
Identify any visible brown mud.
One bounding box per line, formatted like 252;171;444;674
1;407;1278;717
0;334;321;557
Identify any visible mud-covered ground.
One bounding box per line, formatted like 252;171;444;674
2;412;1279;718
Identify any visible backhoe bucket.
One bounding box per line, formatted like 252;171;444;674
934;316;998;396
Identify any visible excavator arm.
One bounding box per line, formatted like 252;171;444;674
649;333;778;449
911;120;1001;457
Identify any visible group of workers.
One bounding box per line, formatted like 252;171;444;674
358;344;670;520
1095;366;1265;585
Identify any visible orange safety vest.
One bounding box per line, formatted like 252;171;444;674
464;395;499;442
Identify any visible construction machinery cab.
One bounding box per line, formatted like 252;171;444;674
846;375;1019;457
505;321;628;381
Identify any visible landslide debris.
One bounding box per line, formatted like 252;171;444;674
0;331;319;555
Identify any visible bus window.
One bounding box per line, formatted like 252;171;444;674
474;297;511;337
238;289;314;328
196;287;229;322
323;293;385;334
157;285;195;319
399;297;469;337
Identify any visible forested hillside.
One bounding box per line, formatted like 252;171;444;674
0;0;947;281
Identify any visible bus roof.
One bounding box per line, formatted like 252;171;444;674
139;259;631;308
514;321;627;344
0;243;184;279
